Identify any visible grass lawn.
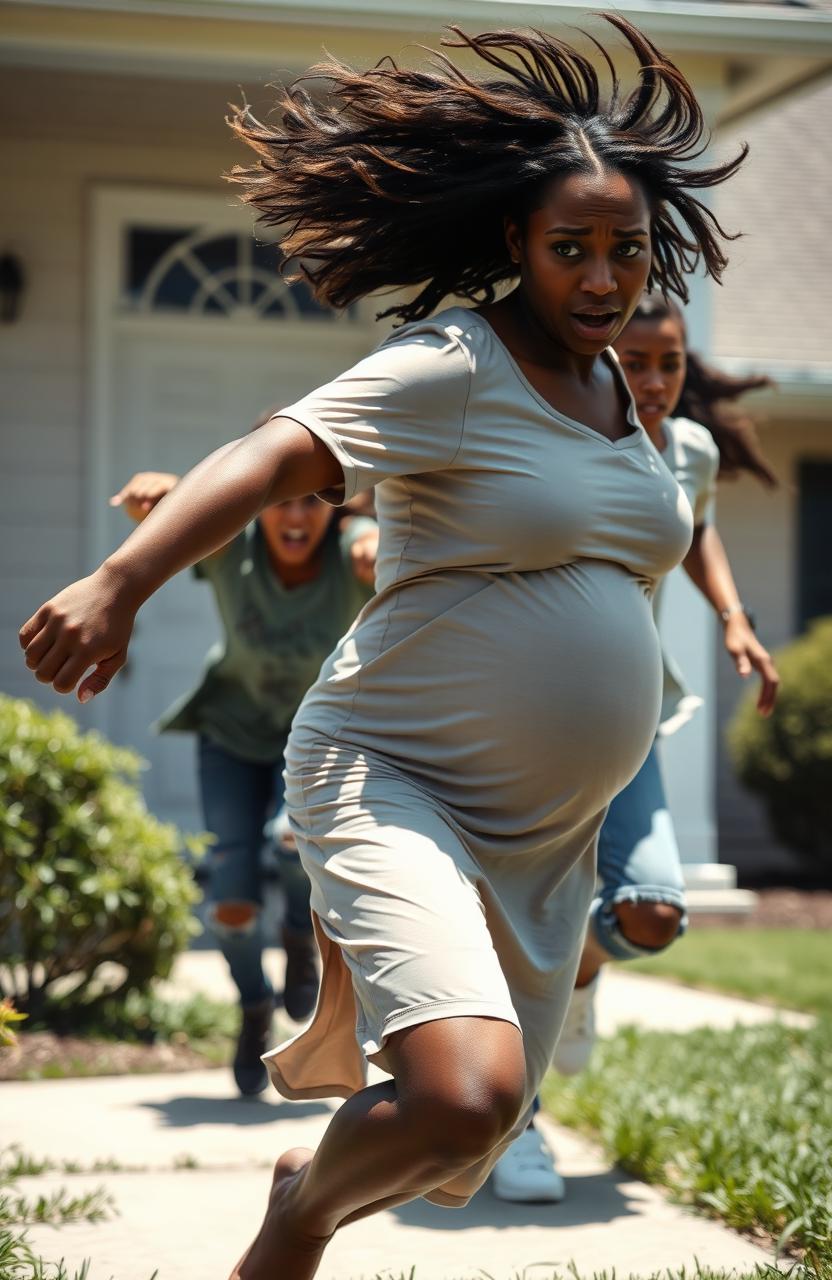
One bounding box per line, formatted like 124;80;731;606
541;1019;832;1267
360;1271;817;1279
624;929;832;1017
0;1229;811;1280
357;1271;811;1279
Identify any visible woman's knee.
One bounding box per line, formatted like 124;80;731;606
614;900;683;950
209;899;260;936
404;1074;524;1164
390;1019;526;1163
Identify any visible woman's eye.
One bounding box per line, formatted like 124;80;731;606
617;242;644;259
553;242;582;259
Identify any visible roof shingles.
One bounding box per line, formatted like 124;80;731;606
712;75;832;368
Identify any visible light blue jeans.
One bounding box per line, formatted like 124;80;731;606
197;736;313;1008
529;743;689;1117
590;741;688;960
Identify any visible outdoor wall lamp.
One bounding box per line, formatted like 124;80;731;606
0;252;25;323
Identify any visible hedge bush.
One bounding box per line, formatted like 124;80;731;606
728;618;832;871
0;695;204;1026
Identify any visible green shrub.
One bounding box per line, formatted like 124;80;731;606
728;617;832;869
0;695;205;1026
0;999;26;1048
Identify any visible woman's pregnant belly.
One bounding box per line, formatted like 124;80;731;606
287;560;662;841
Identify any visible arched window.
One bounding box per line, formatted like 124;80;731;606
124;226;336;321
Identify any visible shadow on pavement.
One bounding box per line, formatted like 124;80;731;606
140;1095;331;1127
391;1170;639;1232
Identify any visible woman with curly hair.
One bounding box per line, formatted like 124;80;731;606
22;16;747;1275
493;294;780;1204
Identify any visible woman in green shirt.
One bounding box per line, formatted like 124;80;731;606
112;470;376;1095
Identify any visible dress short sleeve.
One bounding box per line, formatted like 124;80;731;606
671;417;720;526
274;323;472;504
691;427;720;525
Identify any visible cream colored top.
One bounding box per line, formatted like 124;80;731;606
654;415;720;735
281;307;692;593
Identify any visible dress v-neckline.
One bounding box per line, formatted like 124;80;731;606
467;308;645;452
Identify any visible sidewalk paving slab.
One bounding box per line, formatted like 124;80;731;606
167;946;814;1034
8;1068;777;1279
6;953;801;1279
595;970;813;1035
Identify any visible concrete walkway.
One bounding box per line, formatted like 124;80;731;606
10;952;799;1280
168;947;815;1035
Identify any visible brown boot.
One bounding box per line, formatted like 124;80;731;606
281;925;320;1022
233;997;273;1097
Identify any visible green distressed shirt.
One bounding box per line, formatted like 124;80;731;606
157;517;375;761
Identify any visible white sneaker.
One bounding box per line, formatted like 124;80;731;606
553;975;599;1076
491;1126;565;1203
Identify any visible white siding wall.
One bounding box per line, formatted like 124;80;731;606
0;68;241;718
714;414;832;880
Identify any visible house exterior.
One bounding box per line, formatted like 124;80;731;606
2;0;831;886
710;70;832;886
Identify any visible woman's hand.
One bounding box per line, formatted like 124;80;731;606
723;613;780;717
19;566;138;703
110;472;179;522
349;526;379;587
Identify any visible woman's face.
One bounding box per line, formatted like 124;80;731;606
506;168;651;356
259;495;334;567
613;314;687;435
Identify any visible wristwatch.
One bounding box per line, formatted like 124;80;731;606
720;603;756;632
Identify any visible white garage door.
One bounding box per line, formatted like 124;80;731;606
91;189;374;834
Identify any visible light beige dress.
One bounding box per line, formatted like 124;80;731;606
263;306;694;1205
654;416;721;735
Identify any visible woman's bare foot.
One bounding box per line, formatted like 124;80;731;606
229;1147;330;1280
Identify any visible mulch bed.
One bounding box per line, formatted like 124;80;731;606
0;1032;224;1081
692;887;832;930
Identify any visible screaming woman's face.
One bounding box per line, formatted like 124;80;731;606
505;168;651;358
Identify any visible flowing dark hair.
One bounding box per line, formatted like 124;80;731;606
629;294;777;488
227;15;746;323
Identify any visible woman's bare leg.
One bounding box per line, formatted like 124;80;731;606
230;1015;525;1280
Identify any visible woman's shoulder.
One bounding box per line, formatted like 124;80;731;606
666;416;720;466
375;305;493;375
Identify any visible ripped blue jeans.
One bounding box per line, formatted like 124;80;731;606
591;741;688;959
197;736;313;1008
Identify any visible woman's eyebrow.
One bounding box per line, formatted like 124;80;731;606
544;225;649;236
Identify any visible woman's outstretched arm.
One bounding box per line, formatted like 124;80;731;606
19;418;342;702
683;521;779;716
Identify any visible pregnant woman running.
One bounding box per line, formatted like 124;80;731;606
21;16;747;1276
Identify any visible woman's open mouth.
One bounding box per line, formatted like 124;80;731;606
638;402;667;419
280;529;311;551
571;310;620;341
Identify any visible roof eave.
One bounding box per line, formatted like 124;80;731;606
7;0;832;55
